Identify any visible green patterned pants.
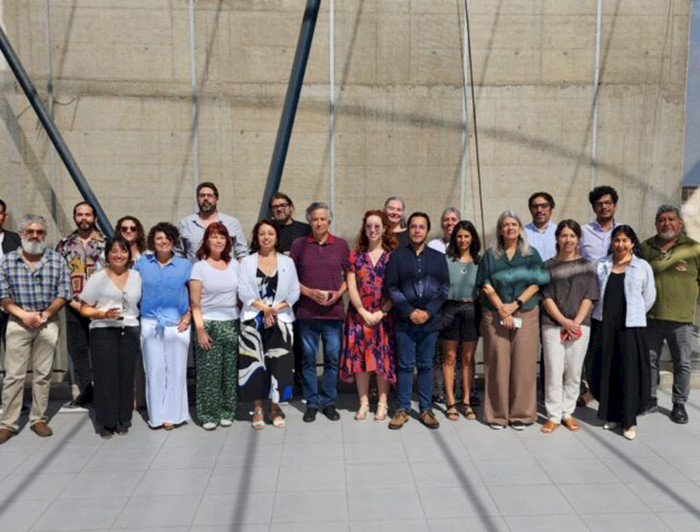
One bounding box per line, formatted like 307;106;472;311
195;320;238;425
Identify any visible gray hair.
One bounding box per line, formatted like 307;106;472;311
441;207;461;221
383;196;407;229
655;204;682;223
19;214;48;232
305;201;332;223
494;210;531;258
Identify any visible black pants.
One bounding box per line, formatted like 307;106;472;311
0;311;8;352
90;326;139;430
66;306;93;393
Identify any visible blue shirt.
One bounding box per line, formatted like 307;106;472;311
581;221;619;263
385;244;449;332
524;222;557;261
134;254;192;332
0;249;71;311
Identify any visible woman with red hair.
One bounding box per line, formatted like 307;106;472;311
190;222;240;430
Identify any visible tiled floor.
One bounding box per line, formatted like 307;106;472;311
1;390;700;531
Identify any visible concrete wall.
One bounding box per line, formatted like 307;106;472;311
0;0;691;245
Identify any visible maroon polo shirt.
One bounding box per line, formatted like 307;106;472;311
290;233;350;320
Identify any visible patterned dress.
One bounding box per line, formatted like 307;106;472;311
238;269;294;403
340;250;396;383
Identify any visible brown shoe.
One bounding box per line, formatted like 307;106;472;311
30;421;53;438
540;420;560;434
388;409;409;430
419;410;440;430
562;416;581;432
0;427;16;444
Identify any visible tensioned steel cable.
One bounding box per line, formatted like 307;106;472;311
462;0;487;243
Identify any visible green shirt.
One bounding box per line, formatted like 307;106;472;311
640;234;700;323
446;259;478;300
475;247;549;312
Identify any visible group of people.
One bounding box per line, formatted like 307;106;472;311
0;182;697;443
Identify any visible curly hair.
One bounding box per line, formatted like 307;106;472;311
146;222;179;252
354;210;397;252
196;222;232;262
114;215;146;253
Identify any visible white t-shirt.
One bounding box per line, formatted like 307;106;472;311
190;259;240;321
79;269;142;329
427;238;447;254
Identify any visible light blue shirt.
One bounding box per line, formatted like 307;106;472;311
134;254;192;334
581;221;619;263
524;222;557;261
592;255;656;327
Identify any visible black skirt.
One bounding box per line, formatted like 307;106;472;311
590;272;650;427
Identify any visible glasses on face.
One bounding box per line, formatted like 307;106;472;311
271;203;290;211
365;224;382;231
120;225;137;233
595;200;614;208
531;203;550;210
23;229;46;236
198;193;216;199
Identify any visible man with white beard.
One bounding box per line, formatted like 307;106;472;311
0;215;70;443
641;205;700;424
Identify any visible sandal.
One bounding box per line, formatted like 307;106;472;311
252;408;265;430
374;402;388;422
460;403;477;420
541;420;560;434
270;406;286;429
445;404;460;421
355;402;370;421
562;416;580;432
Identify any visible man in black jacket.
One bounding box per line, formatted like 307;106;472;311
0;199;21;350
385;212;449;430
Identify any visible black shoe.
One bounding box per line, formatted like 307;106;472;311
100;427;114;440
646;397;659;414
78;384;94;406
670;403;689;424
470;393;481;407
303;407;318;423
115;423;130;435
322;405;340;421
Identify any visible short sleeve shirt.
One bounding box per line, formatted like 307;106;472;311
79;269;142;329
134;254;192;324
190;259;240;321
541;257;598;327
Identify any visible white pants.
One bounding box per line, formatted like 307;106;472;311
542;324;590;423
141;318;190;427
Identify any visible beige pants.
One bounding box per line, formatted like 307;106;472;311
481;307;539;425
1;317;59;431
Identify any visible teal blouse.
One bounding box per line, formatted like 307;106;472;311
475;247;549;312
446;259;478;300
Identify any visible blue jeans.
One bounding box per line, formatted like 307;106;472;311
298;319;343;408
396;327;439;412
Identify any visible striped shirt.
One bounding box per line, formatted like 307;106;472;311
0;249;71;311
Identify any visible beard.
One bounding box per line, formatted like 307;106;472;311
199;201;215;213
21;238;47;255
658;230;680;242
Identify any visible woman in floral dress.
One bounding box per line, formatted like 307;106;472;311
341;210;397;422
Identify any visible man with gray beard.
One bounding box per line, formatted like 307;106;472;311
641;205;700;424
0;215;70;443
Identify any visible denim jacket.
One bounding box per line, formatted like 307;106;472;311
591;254;656;327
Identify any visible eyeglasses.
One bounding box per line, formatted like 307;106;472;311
120;225;137;233
271;203;290;210
594;200;614;208
530;203;550;210
23;229;46;236
198;193;216;198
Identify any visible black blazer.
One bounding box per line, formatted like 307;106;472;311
1;230;20;255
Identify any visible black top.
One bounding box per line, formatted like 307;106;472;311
394;230;410;248
1;230;20;255
603;272;626;327
279;220;311;253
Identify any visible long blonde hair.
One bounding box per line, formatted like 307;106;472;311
493;210;531;259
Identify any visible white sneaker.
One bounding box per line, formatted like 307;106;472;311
489;423;506;430
623;427;636;440
603;422;617;430
202;422;217;431
220;419;233;427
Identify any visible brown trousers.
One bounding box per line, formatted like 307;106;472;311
481;307;539;425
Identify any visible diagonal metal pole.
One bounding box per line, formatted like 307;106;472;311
0;25;113;237
258;0;321;221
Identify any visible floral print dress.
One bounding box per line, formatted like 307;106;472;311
340;250;396;383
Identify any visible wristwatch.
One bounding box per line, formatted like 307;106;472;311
515;298;524;309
